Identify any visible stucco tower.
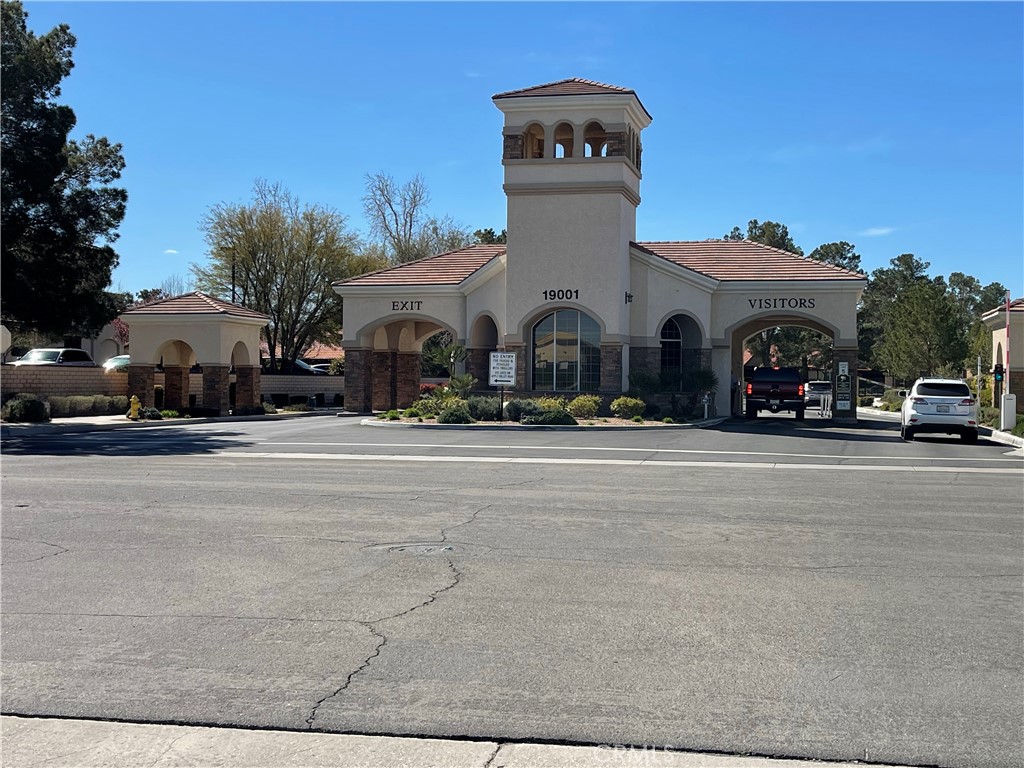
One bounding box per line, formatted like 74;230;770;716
493;79;652;389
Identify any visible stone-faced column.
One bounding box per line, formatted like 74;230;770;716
466;348;490;388
163;366;190;411
235;366;260;410
506;343;526;390
371;350;397;411
599;343;623;393
343;349;373;413
396;352;421;408
202;364;231;416
127;365;155;408
832;347;859;424
628;346;660;381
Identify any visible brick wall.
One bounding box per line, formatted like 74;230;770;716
1;365;345;406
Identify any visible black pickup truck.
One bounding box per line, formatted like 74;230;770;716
745;366;805;420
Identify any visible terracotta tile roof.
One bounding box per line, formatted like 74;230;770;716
122;291;269;320
493;78;652;120
334;245;505;287
494;78;636;99
634;240;866;282
984;297;1024;313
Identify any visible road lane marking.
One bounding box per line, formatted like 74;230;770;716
216;451;1023;474
254;441;1024;464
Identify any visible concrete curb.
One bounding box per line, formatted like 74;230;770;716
357;417;730;431
0;409;350;439
0;716;913;768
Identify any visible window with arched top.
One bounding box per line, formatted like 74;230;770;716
523;123;545;159
554;122;574;159
584;121;606;158
532;309;601;391
660;315;704;387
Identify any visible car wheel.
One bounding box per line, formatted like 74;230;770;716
961;430;978;444
745;406;756;419
901;425;915;441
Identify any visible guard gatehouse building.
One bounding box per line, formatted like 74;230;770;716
334;79;867;419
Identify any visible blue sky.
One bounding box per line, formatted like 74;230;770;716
24;1;1024;299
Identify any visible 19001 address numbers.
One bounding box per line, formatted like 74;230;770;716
543;289;579;301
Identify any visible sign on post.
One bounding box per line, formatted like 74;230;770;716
488;352;516;387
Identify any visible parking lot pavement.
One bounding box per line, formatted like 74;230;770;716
1;717;913;768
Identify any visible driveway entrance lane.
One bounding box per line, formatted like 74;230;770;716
2;450;1021;767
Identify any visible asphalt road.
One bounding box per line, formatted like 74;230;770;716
2;414;1022;767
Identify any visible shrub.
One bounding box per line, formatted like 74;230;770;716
521;409;577;426
858;395;874;407
140;406;163;420
611;396;645;419
328;357;345;375
535;395;567;411
506;398;543;422
632;415;644;423
403;407;423;418
281;403;312;412
262;401;278;414
881;388;905;407
380;409;401;420
420;382;440;397
47;396;71;417
110;396;129;414
467;396;501;421
979;406;1000;427
68;395;95;415
160;410;180;419
567;394;601;419
1012;415;1024;438
1;396;50;423
662;416;675;424
438;400;473;424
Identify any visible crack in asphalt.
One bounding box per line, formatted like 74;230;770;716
148;733;185;767
441;504;492;542
305;558;463;730
0;536;70;564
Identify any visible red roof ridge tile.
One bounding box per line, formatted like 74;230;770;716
493;78;635;99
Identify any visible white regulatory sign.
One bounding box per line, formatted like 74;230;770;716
838;361;849;376
488;352;517;387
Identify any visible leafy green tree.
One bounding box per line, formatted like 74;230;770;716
1;1;128;336
724;219;803;255
808;241;862;273
473;228;507;244
858;253;932;368
193;180;385;371
362;172;471;263
876;280;966;381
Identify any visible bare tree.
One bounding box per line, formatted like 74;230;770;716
362;172;470;263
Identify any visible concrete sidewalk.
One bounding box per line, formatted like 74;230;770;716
0;717;910;768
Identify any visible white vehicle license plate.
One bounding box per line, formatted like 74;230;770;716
770;399;780;405
936;405;950;413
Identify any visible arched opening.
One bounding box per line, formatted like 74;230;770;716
523;123;545;159
584;121;607;158
660;314;705;387
531;308;601;392
468;314;500;389
154;339;198;412
554;121;574;159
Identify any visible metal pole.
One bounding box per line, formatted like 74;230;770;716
1006;291;1011;395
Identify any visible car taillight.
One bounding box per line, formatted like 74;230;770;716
746;383;752;395
911;397;928;404
798;384;804;396
960;398;975;406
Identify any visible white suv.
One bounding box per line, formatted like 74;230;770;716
10;348;97;367
899;377;978;444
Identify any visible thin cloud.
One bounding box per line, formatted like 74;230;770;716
464;71;482;78
163;249;179;254
859;227;894;237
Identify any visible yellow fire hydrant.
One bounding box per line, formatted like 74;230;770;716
129;395;141;420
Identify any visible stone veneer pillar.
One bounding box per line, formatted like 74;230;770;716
371;350;397;411
344;349;373;413
466;348;490;389
599;343;623;393
629;347;660;379
162;366;190;411
127;365;155;408
396;352;421;408
202;365;231;416
506;343;526;390
235;366;260;410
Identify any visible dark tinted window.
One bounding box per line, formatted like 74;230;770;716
915;382;971;398
61;350;91;362
751;367;802;383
